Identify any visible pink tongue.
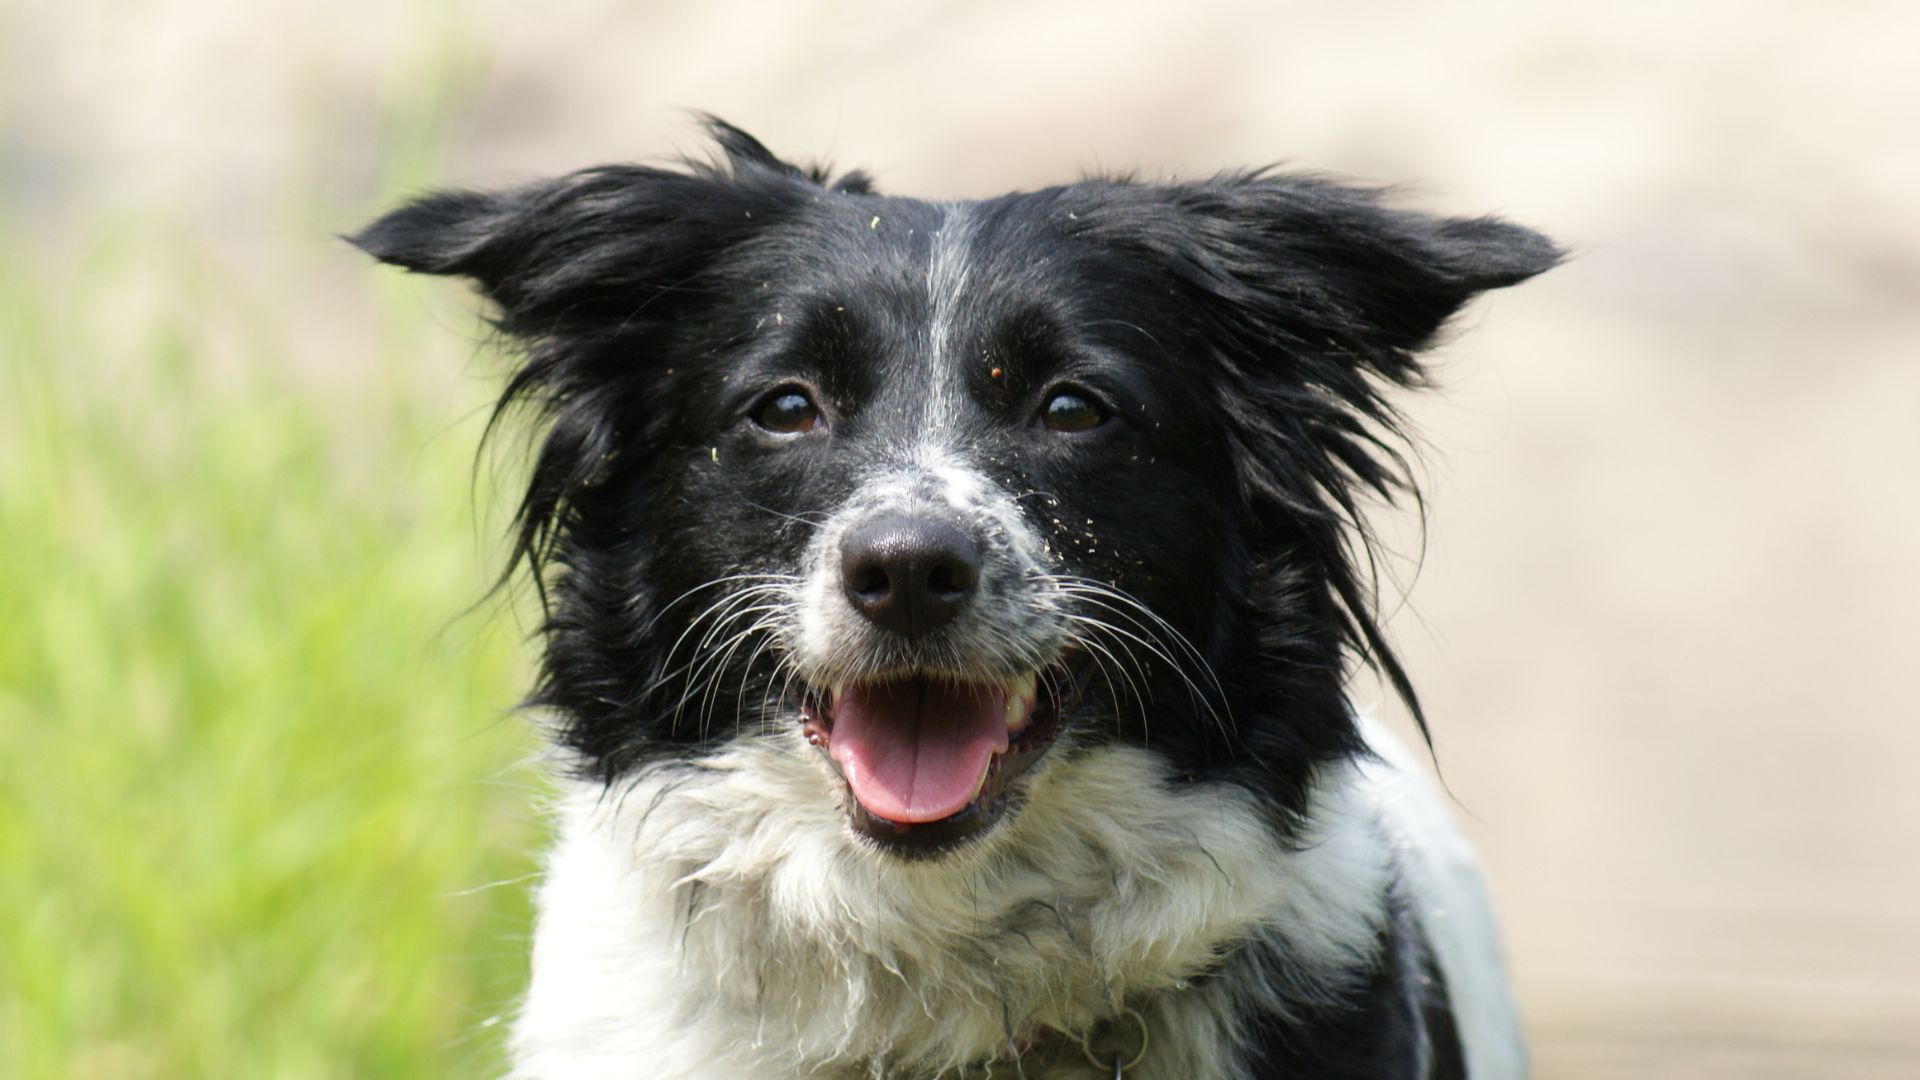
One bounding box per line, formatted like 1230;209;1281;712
829;679;1009;824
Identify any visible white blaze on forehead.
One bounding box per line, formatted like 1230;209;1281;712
839;456;990;516
927;461;987;506
923;203;975;427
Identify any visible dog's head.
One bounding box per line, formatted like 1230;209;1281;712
354;120;1556;857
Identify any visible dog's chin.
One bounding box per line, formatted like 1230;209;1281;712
800;653;1090;859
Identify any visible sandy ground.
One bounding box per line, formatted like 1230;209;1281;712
9;1;1917;1074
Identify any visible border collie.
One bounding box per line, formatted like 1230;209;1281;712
354;119;1557;1079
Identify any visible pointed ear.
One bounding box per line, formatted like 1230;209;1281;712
1079;172;1561;383
348;120;862;331
349;165;763;330
349;187;526;290
1187;173;1562;361
349;131;853;340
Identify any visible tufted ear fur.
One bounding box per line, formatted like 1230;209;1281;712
347;119;865;336
1071;171;1560;384
1193;174;1558;368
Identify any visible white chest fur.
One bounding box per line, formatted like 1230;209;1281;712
509;725;1516;1079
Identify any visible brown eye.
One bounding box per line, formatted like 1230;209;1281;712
752;387;822;434
1042;389;1106;433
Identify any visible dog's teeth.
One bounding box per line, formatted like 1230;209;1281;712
1012;669;1037;702
1003;670;1037;730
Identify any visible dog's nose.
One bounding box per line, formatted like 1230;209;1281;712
839;513;980;639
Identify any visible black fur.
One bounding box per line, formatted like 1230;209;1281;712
353;118;1556;1076
1234;890;1468;1078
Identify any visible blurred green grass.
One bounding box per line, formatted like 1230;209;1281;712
0;199;546;1073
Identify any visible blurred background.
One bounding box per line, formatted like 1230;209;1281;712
3;1;1914;1076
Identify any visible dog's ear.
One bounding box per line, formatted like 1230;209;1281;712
347;119;837;335
1222;175;1561;359
1083;172;1560;379
349;167;762;336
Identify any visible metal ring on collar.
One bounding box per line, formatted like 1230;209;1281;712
1077;1006;1150;1073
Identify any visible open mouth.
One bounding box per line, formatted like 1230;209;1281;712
801;654;1088;853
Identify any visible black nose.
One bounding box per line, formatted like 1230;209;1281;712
839;513;981;639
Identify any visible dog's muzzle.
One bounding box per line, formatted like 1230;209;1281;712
796;504;1083;855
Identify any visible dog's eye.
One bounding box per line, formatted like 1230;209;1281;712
752;387;823;434
1041;389;1107;434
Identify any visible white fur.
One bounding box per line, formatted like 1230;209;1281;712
923;203;974;426
509;717;1520;1078
1354;718;1527;1079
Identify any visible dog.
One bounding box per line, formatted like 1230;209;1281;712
353;118;1558;1079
